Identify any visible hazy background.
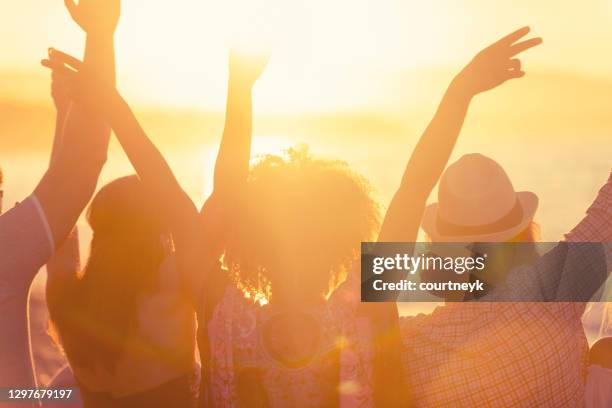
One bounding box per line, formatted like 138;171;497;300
2;0;611;232
1;0;611;384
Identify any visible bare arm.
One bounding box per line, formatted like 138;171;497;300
377;85;471;243
110;94;200;227
46;62;81;297
378;26;542;243
211;52;268;204
200;52;269;256
196;52;269;304
36;0;119;249
367;27;542;406
103;91;208;305
48;49;209;306
49;67;71;166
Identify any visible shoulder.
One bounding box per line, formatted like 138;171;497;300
0;195;55;287
0;195;54;246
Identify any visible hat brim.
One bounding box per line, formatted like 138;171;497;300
421;191;539;243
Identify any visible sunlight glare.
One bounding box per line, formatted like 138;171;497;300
251;134;292;158
201;135;291;201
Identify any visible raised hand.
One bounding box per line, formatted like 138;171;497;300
64;0;121;35
49;49;72;114
229;50;270;89
451;26;542;97
42;49;117;116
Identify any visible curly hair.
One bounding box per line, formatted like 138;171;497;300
224;146;381;301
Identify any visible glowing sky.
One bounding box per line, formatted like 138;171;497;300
2;0;612;111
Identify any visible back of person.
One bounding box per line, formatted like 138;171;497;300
203;285;340;407
400;302;588;407
47;177;198;407
71;256;197;402
197;150;379;407
50;256;198;408
399;155;612;407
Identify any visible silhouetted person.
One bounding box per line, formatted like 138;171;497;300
41;1;202;407
369;26;611;407
183;51;384;406
42;15;207;406
0;0;115;405
43;17;279;408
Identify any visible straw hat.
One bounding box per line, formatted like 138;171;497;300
421;154;539;242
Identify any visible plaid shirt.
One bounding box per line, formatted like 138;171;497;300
400;171;612;408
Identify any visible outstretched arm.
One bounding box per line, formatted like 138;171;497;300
46;63;81;303
0;1;118;397
366;27;542;407
49;63;71;166
36;0;119;249
212;52;268;204
377;26;542;243
200;52;269;259
47;50;208;305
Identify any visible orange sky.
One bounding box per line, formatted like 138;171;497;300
2;0;612;112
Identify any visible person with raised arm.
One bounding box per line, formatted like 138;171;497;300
39;44;85;408
378;26;541;245
44;48;270;408
370;26;611;406
44;1;203;406
363;26;542;406
193;50;270;407
43;43;205;405
191;52;380;406
193;51;270;309
0;0;117;404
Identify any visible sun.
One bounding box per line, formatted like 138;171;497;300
108;0;412;112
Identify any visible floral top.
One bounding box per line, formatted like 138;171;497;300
200;276;374;407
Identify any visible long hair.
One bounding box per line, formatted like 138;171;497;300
224;146;381;301
48;176;169;372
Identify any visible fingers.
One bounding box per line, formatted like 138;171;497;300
508;59;522;71
506;69;526;80
48;48;84;71
41;58;78;79
41;48;83;85
493;26;531;47
508;37;543;57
